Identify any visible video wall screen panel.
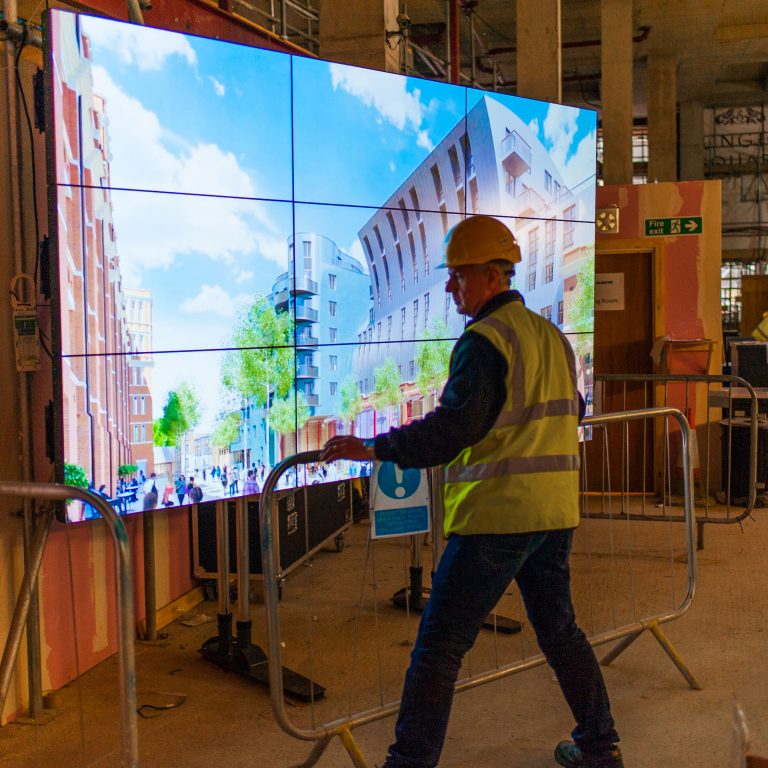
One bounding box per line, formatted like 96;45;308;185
46;8;596;521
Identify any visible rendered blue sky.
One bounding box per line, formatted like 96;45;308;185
69;11;595;429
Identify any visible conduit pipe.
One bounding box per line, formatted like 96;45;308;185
2;0;44;720
485;25;651;56
126;0;145;25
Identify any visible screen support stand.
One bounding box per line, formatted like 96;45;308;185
200;498;324;702
390;520;522;636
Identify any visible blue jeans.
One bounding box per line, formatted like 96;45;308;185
383;529;619;768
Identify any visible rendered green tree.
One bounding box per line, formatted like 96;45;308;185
269;391;310;461
415;319;453;401
158;382;202;471
210;411;241;451
373;357;402;428
567;249;595;358
339;376;363;435
64;462;89;507
221;295;294;464
153;419;173;447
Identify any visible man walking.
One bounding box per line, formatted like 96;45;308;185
321;215;622;768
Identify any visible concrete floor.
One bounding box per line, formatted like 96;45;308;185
2;507;768;768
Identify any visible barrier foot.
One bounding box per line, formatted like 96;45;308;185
600;628;643;666
292;735;332;768
647;620;702;690
601;621;701;691
340;725;369;768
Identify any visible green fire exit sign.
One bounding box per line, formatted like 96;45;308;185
644;216;702;236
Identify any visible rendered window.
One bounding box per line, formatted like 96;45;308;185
563;205;576;247
399;198;410;230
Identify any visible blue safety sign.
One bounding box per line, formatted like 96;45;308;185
370;462;430;539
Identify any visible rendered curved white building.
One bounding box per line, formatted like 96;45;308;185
354;94;595;401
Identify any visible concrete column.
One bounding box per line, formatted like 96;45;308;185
516;0;561;103
318;0;400;73
647;54;678;182
679;100;704;180
600;0;633;184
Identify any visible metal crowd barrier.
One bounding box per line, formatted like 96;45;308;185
591;374;758;548
258;406;698;768
0;482;138;768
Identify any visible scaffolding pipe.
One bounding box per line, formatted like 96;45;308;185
126;0;145;25
469;6;475;85
449;0;460;84
0;508;52;717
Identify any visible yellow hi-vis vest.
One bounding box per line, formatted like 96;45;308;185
442;299;581;536
752;312;768;342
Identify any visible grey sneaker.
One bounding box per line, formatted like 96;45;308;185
554;740;624;768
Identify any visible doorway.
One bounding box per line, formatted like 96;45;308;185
585;248;656;492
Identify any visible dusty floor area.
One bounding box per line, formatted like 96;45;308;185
2;505;767;768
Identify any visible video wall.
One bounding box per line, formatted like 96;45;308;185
46;9;596;520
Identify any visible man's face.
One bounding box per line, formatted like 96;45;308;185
445;264;500;318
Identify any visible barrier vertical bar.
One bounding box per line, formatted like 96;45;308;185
0;482;138;768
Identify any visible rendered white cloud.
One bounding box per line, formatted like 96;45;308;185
388;160;396;172
416;130;434;151
92;67;288;284
543;105;578;168
329;63;432;147
528;117;540;137
542;105;595;189
180;285;251;316
209;76;226;97
560;130;597;191
84;17;196;72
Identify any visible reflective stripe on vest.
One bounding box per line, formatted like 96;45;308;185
753;314;768;342
445;453;580;483
479;314;578;429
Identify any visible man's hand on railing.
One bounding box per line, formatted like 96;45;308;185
320;436;375;463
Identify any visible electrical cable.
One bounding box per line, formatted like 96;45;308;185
472;9;515;44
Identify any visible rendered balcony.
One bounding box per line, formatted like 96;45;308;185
296;333;319;347
294;305;318;322
273;289;289;310
297;363;319;378
294;275;318;295
501;130;531;179
517;186;547;217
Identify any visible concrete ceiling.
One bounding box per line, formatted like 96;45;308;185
10;0;768;118
402;0;768;117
